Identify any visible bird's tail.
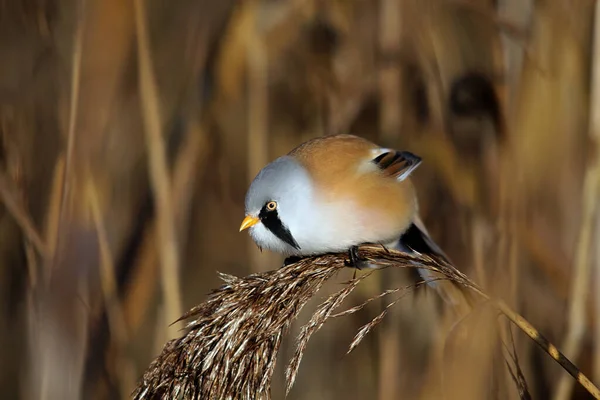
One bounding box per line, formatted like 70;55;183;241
393;215;475;315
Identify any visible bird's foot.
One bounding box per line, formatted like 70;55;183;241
344;245;369;270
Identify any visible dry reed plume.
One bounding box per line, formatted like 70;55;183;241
132;246;600;400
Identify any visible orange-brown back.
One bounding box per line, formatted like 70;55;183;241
289;134;418;239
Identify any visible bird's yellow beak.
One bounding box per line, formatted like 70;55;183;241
239;215;260;232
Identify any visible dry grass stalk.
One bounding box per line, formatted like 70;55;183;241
121;121;208;339
554;3;600;399
553;133;600;400
378;0;402;144
595;203;600;385
86;174;134;397
590;0;600;388
133;0;183;338
0;170;47;257
133;246;600;399
51;0;85;270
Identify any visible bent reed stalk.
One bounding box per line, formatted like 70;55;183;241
132;246;600;400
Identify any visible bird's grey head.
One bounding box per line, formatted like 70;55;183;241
242;156;315;255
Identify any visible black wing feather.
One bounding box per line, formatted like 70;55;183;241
372;150;422;181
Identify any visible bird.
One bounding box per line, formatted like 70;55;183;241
239;134;470;307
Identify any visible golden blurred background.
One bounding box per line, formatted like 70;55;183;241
1;0;599;399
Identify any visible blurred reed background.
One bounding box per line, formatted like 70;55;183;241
0;0;599;399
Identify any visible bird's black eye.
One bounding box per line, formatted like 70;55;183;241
265;201;277;211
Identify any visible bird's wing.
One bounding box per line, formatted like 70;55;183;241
371;150;422;181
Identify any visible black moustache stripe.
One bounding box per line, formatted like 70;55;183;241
259;208;300;250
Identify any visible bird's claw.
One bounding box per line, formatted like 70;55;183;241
345;245;368;269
